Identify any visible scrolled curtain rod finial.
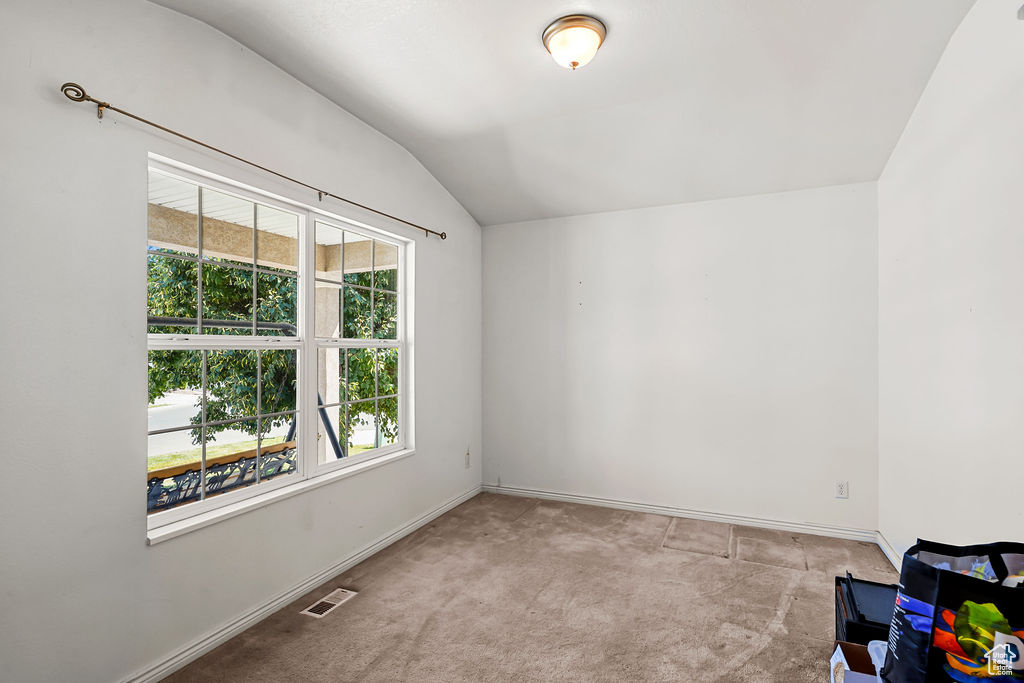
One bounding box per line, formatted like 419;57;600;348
61;82;87;102
61;83;107;118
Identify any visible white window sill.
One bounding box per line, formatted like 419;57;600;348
146;448;416;545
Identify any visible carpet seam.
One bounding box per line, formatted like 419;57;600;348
658;516;675;550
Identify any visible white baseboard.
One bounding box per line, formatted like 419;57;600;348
875;530;903;570
128;485;482;683
482;483;879;543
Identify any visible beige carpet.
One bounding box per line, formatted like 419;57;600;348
165;493;896;682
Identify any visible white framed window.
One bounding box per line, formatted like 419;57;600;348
312;221;405;470
146;158;410;532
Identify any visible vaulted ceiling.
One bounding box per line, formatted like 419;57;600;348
153;0;975;226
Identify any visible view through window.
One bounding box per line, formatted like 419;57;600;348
146;166;405;524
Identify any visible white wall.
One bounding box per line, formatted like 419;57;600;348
483;183;879;532
0;2;481;681
878;0;1024;555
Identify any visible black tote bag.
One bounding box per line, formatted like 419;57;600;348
881;539;1024;682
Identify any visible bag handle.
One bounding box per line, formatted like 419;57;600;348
911;539;1024;584
990;552;1010;583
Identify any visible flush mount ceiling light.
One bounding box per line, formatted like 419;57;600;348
542;14;607;70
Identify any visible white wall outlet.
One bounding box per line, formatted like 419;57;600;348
465;450;471;469
835;481;850;499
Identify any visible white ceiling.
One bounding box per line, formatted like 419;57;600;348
153;0;975;226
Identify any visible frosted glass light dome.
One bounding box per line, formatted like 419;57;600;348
543;15;607;70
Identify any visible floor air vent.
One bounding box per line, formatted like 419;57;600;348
300;588;357;618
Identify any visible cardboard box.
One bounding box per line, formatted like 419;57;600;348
830;641;878;683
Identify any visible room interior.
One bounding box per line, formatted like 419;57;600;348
2;0;1022;681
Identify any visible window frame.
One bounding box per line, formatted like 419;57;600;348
146;156;412;533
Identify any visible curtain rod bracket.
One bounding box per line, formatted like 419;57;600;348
60;81;449;241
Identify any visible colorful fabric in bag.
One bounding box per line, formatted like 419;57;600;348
882;540;1024;682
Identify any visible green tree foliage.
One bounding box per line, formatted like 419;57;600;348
148;252;399;449
148;254;297;444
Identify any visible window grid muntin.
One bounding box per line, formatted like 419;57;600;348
320;394;400;410
148;408;297;435
255;348;262;482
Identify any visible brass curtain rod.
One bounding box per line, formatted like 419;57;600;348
60;82;446;240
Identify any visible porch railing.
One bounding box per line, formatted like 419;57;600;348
147;316;345;512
